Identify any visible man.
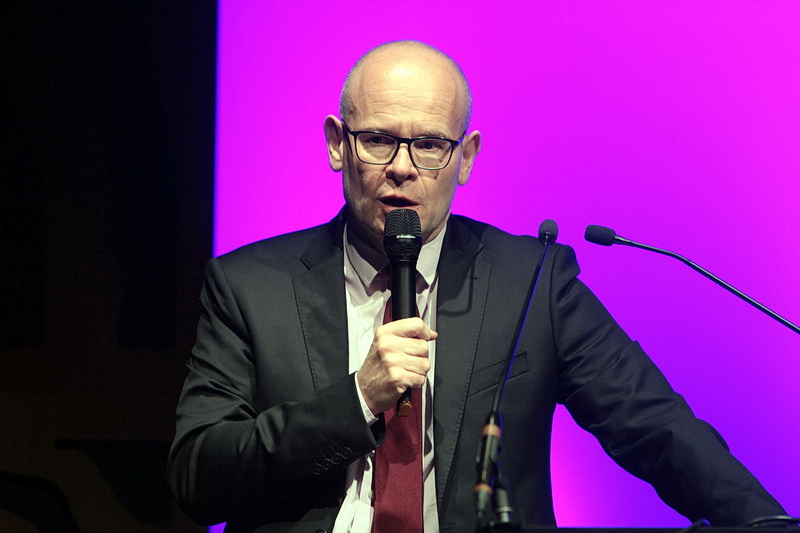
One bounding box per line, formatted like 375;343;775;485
168;41;785;532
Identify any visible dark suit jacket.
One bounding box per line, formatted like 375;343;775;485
167;212;783;532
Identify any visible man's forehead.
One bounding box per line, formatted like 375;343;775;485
358;50;454;84
350;55;464;121
362;64;457;99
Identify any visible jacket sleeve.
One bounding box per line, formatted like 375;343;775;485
549;245;785;526
166;257;383;526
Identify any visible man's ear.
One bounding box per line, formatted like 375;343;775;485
324;115;345;172
457;130;481;186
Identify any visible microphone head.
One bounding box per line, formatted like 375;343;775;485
383;208;423;259
584;225;617;246
538;219;558;244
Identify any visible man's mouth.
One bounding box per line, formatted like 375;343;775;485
380;197;417;208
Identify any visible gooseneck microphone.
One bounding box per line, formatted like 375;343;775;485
539;219;558;246
475;219;558;532
383;209;424;416
585;224;800;335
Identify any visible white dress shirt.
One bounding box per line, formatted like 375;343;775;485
333;223;445;533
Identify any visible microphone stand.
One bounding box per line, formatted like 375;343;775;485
475;221;558;533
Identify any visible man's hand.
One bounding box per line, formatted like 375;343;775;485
357;317;438;415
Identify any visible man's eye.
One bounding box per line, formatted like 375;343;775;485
416;139;446;151
365;135;393;145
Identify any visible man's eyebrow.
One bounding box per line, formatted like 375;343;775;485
416;131;452;138
358;126;454;139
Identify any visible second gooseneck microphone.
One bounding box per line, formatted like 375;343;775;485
584;224;800;335
475;219;558;531
383;209;423;416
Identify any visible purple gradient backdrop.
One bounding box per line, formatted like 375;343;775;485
213;1;798;528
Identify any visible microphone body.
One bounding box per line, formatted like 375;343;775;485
383;209;423;415
584;224;800;335
389;253;418;321
475;411;502;526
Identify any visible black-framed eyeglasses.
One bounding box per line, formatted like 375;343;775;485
343;122;465;170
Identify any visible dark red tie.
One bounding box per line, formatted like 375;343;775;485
372;300;424;532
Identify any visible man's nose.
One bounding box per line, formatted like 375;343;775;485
387;144;418;182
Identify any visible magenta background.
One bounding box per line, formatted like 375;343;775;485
213;1;798;528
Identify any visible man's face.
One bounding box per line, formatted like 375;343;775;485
325;52;480;251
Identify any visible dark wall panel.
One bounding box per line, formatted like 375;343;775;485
0;2;215;530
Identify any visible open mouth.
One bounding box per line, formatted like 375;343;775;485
381;197;416;208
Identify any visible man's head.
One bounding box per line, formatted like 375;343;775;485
325;41;481;252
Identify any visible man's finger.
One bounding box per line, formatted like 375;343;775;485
379;317;438;341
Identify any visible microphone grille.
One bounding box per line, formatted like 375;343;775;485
584;225;617;246
384;209;423;258
538;219;558;244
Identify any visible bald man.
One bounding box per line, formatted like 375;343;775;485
168;41;785;533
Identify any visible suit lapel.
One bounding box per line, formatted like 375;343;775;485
433;216;490;507
293;214;349;392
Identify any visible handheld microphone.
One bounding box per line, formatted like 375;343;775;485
383;209;423;416
585;224;800;335
475;219;558;530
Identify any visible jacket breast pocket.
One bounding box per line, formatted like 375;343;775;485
467;351;529;397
